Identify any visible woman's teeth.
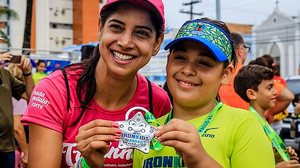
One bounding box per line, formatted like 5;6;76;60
113;51;134;60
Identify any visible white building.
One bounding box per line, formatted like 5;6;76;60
253;7;300;77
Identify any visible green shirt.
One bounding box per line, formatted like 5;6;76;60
32;72;47;84
133;105;275;168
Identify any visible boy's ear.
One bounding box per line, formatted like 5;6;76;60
221;63;234;84
246;89;257;101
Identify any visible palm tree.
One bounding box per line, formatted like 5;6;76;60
0;5;18;44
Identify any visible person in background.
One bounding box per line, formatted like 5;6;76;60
0;53;34;168
21;0;171;167
234;64;300;168
134;18;275;168
7;64;29;168
32;60;47;84
293;93;300;115
249;56;294;134
80;45;95;61
219;32;249;109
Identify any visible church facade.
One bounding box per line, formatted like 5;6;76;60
253;8;300;77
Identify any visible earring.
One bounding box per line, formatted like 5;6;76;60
152;50;157;56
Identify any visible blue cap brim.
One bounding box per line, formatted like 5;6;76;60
164;37;228;62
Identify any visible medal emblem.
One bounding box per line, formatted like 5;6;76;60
118;107;157;153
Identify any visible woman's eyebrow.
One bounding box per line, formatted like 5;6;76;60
108;19;153;33
108;19;124;25
135;26;153;33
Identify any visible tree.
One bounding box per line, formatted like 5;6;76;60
0;5;18;44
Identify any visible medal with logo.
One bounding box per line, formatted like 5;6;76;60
117;107;163;154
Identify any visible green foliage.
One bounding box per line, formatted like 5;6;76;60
0;5;18;45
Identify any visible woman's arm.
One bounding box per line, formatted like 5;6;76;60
28;124;63;168
13;115;28;166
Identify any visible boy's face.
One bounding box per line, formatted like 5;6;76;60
254;79;277;110
166;40;232;108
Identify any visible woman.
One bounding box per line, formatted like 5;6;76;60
21;0;171;167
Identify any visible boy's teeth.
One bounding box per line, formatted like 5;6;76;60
179;80;193;86
113;51;133;60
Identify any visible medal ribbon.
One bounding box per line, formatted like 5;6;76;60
144;111;163;151
249;106;290;161
164;102;223;135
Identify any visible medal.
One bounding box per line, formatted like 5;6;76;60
118;107;158;153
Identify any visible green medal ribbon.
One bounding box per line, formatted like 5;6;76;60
249;106;290;161
144;111;163;151
164;102;223;135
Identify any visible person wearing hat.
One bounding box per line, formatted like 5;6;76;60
133;18;275;168
21;0;171;167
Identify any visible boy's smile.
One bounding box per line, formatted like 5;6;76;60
167;40;227;108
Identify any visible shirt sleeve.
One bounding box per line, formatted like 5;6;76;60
231;116;275;168
21;76;68;133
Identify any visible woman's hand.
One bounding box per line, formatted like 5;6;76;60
75;120;121;168
155;118;221;168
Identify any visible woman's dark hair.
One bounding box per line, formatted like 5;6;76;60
68;1;164;125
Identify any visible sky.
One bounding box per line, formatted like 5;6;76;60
163;0;299;29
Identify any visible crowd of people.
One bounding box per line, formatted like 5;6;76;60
1;0;300;168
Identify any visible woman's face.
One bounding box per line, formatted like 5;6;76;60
98;4;163;78
166;40;232;108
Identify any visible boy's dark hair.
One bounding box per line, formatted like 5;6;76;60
234;64;275;102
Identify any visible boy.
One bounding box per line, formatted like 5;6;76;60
133;18;275;168
234;64;300;167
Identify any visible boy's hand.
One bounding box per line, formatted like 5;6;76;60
276;160;300;168
275;146;299;163
287;146;299;161
155;119;221;167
